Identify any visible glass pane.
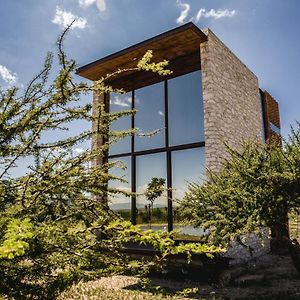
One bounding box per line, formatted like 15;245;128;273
136;153;167;229
108;156;131;220
172;147;206;235
169;71;204;146
135;82;165;151
109;92;132;155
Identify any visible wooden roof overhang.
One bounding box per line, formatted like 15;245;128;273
76;23;207;91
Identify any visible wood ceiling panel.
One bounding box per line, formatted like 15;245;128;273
76;22;207;84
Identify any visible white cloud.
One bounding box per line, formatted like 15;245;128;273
194;8;236;22
96;0;106;12
74;147;85;154
0;65;17;85
52;6;87;29
110;96;132;107
79;0;96;7
176;1;236;24
158;111;164;117
176;0;190;24
79;0;106;12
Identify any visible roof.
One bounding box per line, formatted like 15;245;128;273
76;22;207;91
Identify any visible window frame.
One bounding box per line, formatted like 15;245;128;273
107;71;205;231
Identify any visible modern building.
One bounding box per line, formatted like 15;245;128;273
77;22;281;233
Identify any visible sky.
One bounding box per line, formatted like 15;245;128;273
1;0;300;195
1;0;299;137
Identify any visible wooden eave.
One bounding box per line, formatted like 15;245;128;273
76;22;207;91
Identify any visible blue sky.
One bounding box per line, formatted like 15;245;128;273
0;0;299;138
1;0;300;189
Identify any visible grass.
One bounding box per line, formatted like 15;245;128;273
58;280;174;300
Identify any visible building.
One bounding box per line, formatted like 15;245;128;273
77;22;281;233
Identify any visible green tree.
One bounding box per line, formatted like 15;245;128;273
0;25;174;298
0;26;223;299
180;130;300;274
144;177;166;227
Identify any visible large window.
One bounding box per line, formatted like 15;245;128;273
109;92;132;155
169;71;205;145
107;70;205;231
108;156;131;220
135;82;165;151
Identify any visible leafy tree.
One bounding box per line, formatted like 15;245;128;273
0;25;174;298
144;177;166;228
0;26;223;299
180;130;300;274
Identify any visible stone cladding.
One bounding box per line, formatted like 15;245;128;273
200;29;264;172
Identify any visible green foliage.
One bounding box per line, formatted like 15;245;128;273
0;25;222;299
0;26;174;299
144;177;166;227
105;220;224;264
145;177;166;204
181;130;300;250
0;218;34;259
137;50;173;76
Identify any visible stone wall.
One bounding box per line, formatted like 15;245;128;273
200;29;263;172
91;91;108;167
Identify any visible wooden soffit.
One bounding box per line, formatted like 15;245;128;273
76;23;207;91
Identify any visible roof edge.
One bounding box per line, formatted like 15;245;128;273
76;22;207;76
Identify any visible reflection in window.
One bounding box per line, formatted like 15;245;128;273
136;153;167;228
172;147;206;203
270;122;281;135
169;71;204;146
108;157;131;220
259;92;266;142
135;82;165;151
109;93;132;155
172;147;206;235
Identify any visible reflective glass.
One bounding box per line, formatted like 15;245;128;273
172;147;206;202
168;71;204;145
109;92;132;155
136;153;167;228
172;147;206;234
108;156;131;220
135;82;165;151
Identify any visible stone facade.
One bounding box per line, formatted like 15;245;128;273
91;91;108;167
201;29;264;172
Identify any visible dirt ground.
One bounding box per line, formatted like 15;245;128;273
92;254;300;299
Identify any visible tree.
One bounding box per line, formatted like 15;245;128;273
0;25;174;298
144;177;166;228
180;129;300;274
0;26;223;299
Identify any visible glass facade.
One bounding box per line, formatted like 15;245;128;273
169;71;205;145
107;70;205;231
135;82;165;151
108;156;131;220
109;92;132;155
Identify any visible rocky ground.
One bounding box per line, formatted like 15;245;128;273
60;254;300;299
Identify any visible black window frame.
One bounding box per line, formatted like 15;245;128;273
108;71;205;231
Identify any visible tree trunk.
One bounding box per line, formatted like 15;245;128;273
288;238;300;276
270;217;290;253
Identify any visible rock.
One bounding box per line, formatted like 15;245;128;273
234;274;266;286
218;267;245;287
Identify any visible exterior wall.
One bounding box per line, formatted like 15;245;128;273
91;91;108;167
91;91;109;203
200;29;264;172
